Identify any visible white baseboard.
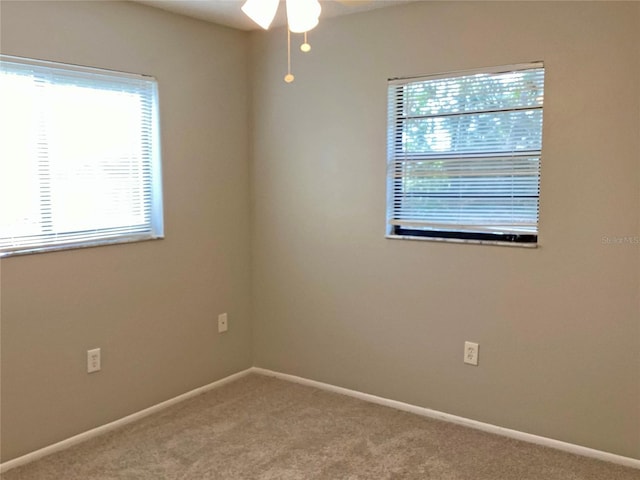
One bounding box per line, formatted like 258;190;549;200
251;367;640;470
3;366;638;473
0;368;253;474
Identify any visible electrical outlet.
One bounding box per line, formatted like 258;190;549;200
87;348;101;373
464;341;479;366
218;313;228;333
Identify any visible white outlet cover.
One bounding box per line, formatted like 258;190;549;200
218;313;228;333
464;341;479;366
87;348;101;373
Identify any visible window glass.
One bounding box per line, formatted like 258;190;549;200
0;56;163;256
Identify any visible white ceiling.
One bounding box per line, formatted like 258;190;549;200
132;0;414;31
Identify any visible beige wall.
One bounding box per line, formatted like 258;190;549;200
0;1;252;461
1;0;639;466
250;1;640;459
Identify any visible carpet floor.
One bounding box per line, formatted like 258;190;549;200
2;374;639;479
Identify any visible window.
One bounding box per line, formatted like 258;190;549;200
386;63;544;246
0;55;163;256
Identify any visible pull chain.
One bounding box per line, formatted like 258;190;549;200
284;29;294;83
301;32;311;53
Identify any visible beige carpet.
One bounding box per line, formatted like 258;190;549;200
2;374;639;479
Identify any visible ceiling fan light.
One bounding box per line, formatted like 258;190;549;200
241;0;279;30
286;0;321;33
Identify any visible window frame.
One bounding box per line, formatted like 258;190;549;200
386;62;544;248
0;55;164;257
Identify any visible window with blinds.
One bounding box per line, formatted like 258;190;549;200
0;55;163;256
387;63;544;246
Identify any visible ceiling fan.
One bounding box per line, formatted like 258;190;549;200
242;0;372;31
241;0;372;82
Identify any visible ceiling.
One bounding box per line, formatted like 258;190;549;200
131;0;414;31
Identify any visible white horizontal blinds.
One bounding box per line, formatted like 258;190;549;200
387;64;544;239
0;56;162;254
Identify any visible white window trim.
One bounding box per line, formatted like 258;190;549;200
386;62;544;248
0;55;164;257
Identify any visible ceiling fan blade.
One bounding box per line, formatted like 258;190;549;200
241;0;279;30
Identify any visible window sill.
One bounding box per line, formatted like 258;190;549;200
0;235;164;258
385;234;538;249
